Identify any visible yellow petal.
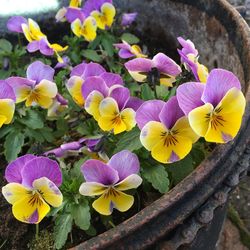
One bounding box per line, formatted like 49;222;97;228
0;99;15;124
28;18;45;41
92;188;134;215
2;183;30;205
140;121;167;151
115;174;142;191
188;103;214;137
0;115;7;128
131;45;147;58
21;23;33;42
121;108;136;131
197;63;208;83
79;182;107;196
85;90;104;120
101;3;116;27
15;86;31;103
12;193;50;224
151;134;193;163
91;10;106;30
50;43;68;52
71;19;82;37
172;116;199;143
205;88;246;143
82;17;97;42
66;76;85;106
128;70;147;82
99;97;119;116
32;177;63;208
70;0;81;7
160;74;176;87
98;115;127;134
35;80;58;98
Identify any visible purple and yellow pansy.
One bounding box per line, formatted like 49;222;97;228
177;69;246;143
79;150;142;215
2;155;63;224
6;61;58;109
177;37;208;83
125;52;182;87
114;40;147;59
136;97;199;163
7;16;68;62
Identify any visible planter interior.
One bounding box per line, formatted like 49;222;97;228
73;0;250;249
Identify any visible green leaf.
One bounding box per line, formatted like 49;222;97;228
40;127;55;143
25;129;45;143
54;213;73;249
142;163;169;193
4;131;24;162
0;126;13;138
83;49;102;62
121;33;140;44
101;36;115;57
71;200;91;230
0;39;12;53
113;127;142;153
141;83;154;100
19;109;44;129
167;154;193;186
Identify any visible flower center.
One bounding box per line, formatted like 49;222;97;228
161;130;179;147
103;187;120;199
206;107;225;130
27;190;43;207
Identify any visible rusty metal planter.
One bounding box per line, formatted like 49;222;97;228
71;0;250;249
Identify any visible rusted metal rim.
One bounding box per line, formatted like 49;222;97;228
73;1;250;249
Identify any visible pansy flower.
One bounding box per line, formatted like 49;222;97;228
177;69;246;143
121;12;138;27
79;150;142;215
125;53;182;87
54;56;71;70
114;40;147;59
136;97;199;163
7;16;68;62
6;61;58;109
0;80;16;128
2;155;63;224
82;77;139;134
66;62;123;106
83;0;116;30
177;37;208;83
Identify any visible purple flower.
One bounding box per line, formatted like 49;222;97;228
121;12;138;26
54;56;71;69
6;61;58;109
2;155;63;224
79;150;142;215
114;40;146;59
176;69;246;143
177;37;208;83
47;94;68;117
125;53;182;87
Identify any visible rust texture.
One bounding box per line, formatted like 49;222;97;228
72;1;250;249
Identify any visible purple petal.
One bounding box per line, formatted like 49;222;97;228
100;72;124;87
82;76;109;99
202;69;241;107
65;7;85;23
119;49;135;59
0;80;16;101
70;62;87;77
136;100;165;129
5;154;37;183
82;62;106;79
121;12;138;26
26;61;55;83
108;150;140;181
21;157;62;188
45;148;65;158
125;97;144;111
83;0;112;16
81;159;119;185
113;43;131;50
176;82;205;115
7;16;27;33
39;38;54;56
109;86;130;110
159;96;184;129
61;141;82;151
152;53;181;76
125;58;153;73
27;41;40;53
54;56;70;69
177;37;198;57
56;93;68;105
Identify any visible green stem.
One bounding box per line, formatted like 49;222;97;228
108;221;116;228
35;223;39;240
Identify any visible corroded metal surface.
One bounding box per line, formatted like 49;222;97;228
71;1;250;249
